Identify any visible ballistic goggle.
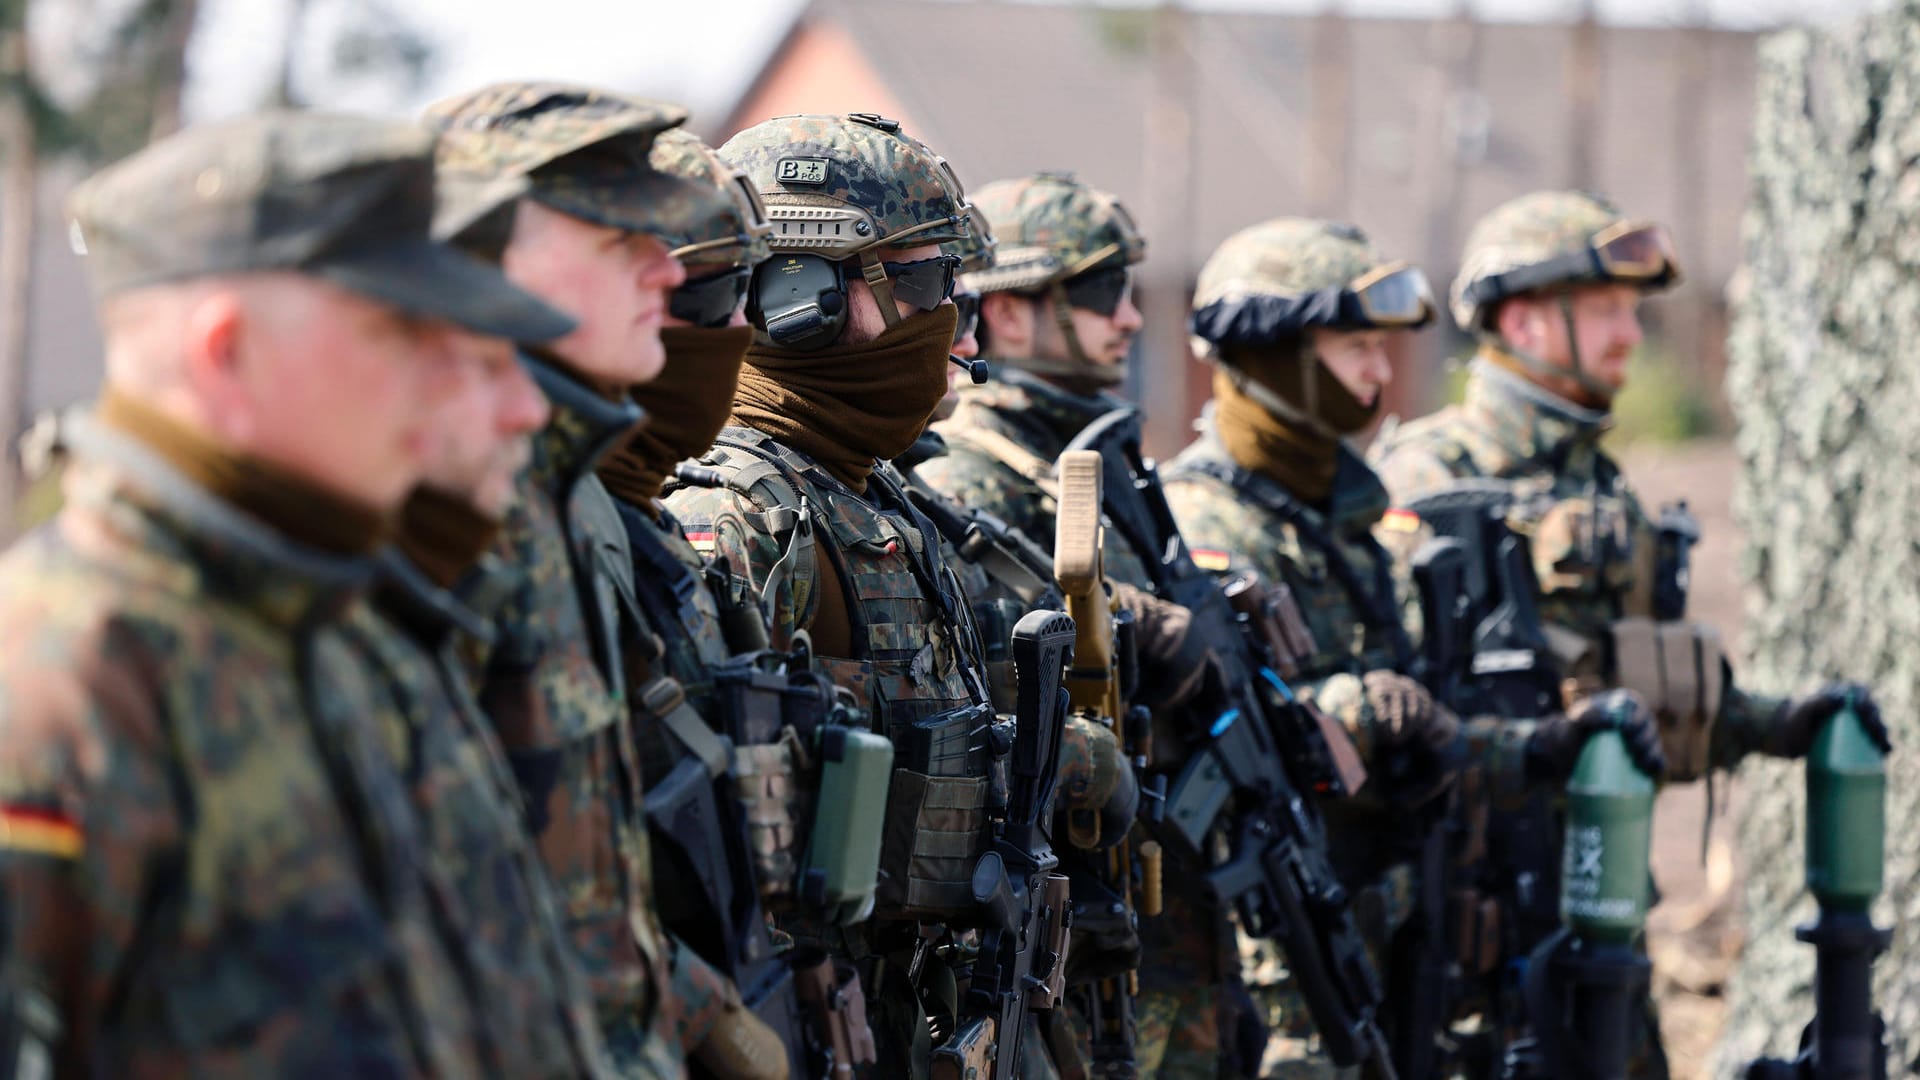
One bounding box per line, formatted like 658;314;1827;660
1190;261;1436;346
1058;265;1134;318
951;288;981;345
1458;220;1683;310
671;266;752;328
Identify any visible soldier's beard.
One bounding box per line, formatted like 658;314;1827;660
729;305;959;493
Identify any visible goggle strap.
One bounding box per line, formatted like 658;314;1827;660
1062;241;1125;280
860;250;904;330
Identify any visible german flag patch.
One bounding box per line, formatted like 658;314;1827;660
1381;508;1421;533
0;805;82;859
1191;548;1233;572
685;531;716;555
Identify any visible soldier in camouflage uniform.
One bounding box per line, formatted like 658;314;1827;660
0;111;569;1076
1163;217;1659;1076
1368;190;1888;1076
912;171;1249;1079
662;113;1044;1078
424;83;772;1077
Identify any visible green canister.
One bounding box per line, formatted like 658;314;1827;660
1561;727;1656;945
1806;699;1886;913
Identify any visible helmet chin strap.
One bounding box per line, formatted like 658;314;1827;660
1002;286;1125;389
1220;344;1343;443
1479;296;1617;408
859;250;903;330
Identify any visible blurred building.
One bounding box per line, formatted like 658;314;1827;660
719;0;1757;452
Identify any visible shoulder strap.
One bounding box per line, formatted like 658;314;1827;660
699;431;832;634
938;423;1060;499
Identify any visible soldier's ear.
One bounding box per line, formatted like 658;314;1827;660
980;291;1031;352
1492;295;1546;352
179;288;254;438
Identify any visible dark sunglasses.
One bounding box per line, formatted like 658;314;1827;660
951;290;981;345
880;253;962;312
670;266;752;329
1059;266;1133;317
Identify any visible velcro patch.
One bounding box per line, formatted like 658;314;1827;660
1381;508;1421;533
686;531;716;554
0;805;82;859
775;158;829;185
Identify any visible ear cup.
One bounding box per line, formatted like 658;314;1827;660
749;255;849;350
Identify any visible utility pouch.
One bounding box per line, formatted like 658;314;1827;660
802;724;893;925
1608;616;1724;781
794;956;877;1077
714;644;866;903
1223;570;1318;679
931;1014;997;1080
877;703;996;919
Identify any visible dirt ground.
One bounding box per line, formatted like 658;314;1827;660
1617;438;1747;1080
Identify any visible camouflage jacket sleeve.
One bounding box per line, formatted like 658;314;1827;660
0;606;180;1068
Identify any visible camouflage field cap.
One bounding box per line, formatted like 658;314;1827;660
1189;218;1434;356
431;130;532;260
718;112;973;259
69;110;573;343
648;129;772;272
961;171;1144;295
423;81;730;240
1450;190;1683;331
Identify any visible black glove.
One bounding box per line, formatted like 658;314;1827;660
1111;582;1214;711
1765;681;1889;759
1525;688;1666;783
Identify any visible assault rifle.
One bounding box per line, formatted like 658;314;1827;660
1403;481;1602;1078
935;609;1076;1080
1063;407;1399;1078
1056;450;1161;1078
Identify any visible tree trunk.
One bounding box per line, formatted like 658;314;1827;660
0;10;36;538
1718;1;1920;1071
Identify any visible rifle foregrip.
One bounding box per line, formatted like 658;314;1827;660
1055;450;1105;595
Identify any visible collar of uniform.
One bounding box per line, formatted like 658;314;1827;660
1189;403;1389;535
374;548;495;649
1464;350;1613;465
963;360;1121;456
60;409;377;628
521;348;648;494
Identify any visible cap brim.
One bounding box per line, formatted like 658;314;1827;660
533;169;728;237
314;240;576;344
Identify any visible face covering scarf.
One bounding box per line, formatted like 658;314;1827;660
729;305;958;493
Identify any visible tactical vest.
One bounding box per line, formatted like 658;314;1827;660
1163;437;1412;676
673;427;997;922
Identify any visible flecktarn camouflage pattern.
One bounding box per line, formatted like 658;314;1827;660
961;171;1144;295
720;113;973;258
648;128;772;271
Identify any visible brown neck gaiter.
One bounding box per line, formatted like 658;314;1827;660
729;305;959;493
1214;338;1379;504
600;324;753;506
98;388;387;555
395;485;501;588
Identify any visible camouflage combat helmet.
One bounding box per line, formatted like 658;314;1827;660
1189;218;1433;436
1189;217;1434;360
1450;190;1682;402
961;171;1145;385
423;81;729;243
649;128;772;272
962;171;1143;295
1450;189;1682;332
720;112;972;333
947;202;997;274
